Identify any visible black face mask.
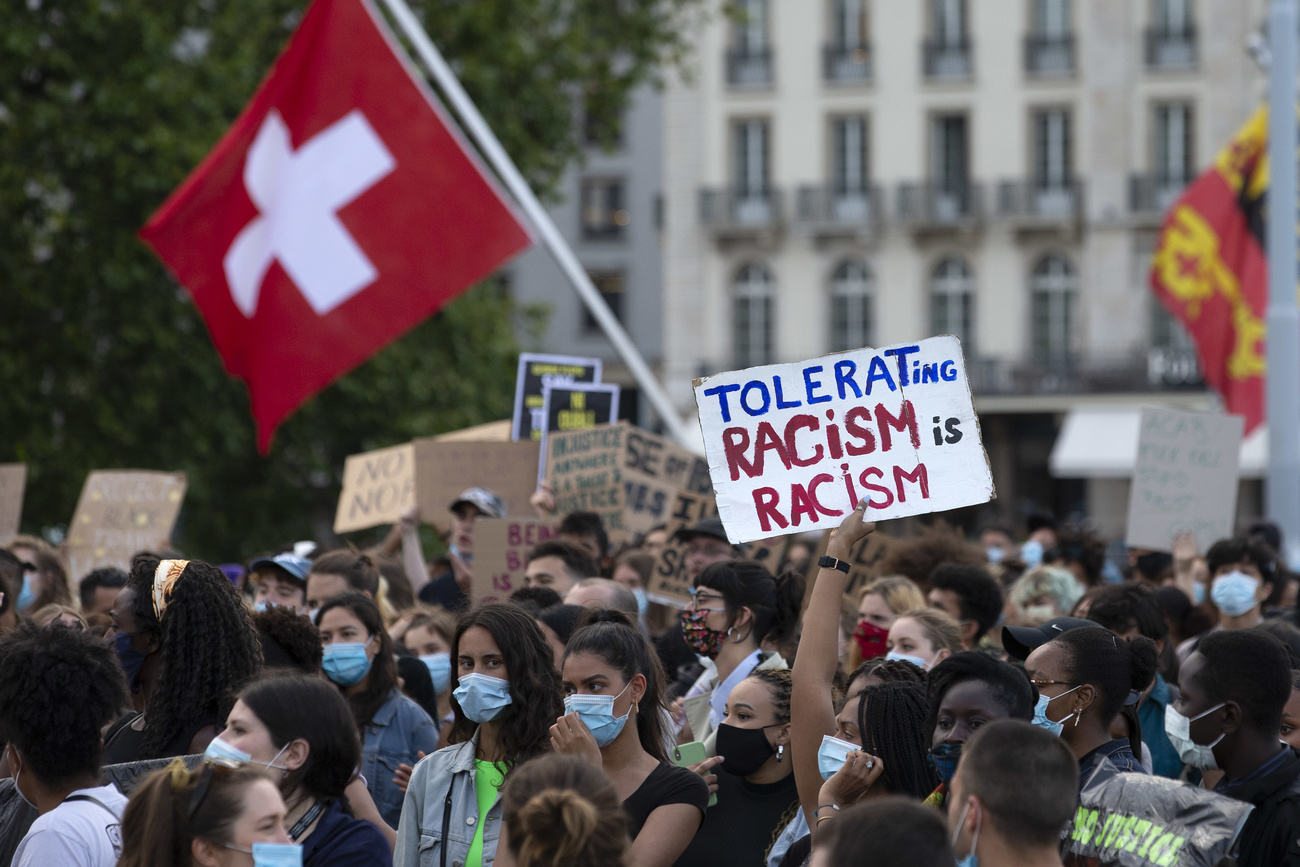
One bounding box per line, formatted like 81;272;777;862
716;722;779;778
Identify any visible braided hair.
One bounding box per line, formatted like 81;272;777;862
855;681;938;798
743;668;801;865
846;658;928;697
127;556;262;758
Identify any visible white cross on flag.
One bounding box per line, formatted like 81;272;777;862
141;0;531;452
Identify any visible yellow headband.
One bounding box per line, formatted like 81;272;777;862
152;559;190;620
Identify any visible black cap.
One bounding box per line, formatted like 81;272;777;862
672;516;732;545
1001;616;1106;661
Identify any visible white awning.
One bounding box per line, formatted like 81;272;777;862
1048;407;1266;478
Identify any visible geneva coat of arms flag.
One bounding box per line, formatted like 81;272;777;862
141;0;532;452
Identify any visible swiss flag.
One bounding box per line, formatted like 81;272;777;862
141;0;532;453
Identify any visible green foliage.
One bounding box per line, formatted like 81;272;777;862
0;0;701;561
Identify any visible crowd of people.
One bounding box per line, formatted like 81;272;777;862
2;485;1300;867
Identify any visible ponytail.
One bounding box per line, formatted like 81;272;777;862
694;560;804;647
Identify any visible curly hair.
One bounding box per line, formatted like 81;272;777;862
0;623;128;784
315;591;399;729
928;564;1004;636
504;754;629;867
854;681;938;798
845;657;928;699
1052;526;1107;586
876;523;984;592
448;602;564;767
7;534;70;609
128;555;262;758
924;652;1034;742
252;605;323;674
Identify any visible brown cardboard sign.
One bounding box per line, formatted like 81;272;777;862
65;470;188;579
545;424;627;532
802;530;893;610
0;464;26;544
333;443;417;533
413;439;541;529
645;489;720;607
471;518;558;602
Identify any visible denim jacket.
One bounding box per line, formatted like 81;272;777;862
363;689;440;828
394;730;502;867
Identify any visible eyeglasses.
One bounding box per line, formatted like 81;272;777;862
687;588;726;611
1029;679;1078;689
188;756;244;819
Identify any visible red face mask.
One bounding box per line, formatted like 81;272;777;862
853;620;889;660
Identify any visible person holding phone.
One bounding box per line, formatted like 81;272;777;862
550;609;708;867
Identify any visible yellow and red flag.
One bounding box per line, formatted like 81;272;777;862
1150;108;1268;433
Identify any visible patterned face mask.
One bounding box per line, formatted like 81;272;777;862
680;607;728;659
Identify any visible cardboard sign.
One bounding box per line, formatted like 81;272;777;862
621;426;714;533
0;464;26;544
471;518;557;601
693;336;995;543
413;439;541;529
511;353;602;442
65;470;188;579
1125;407;1244;553
333;443;417;533
802;530;893;610
545;424;629;532
537;382;621;485
646;489;720;606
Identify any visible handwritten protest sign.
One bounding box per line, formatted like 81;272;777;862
472;518;557;601
413;440;540;529
65;470;188;580
333;443;416;533
1125;408;1243;553
538;382;621;485
693;336;995;543
0;464;26;544
646;489;720;606
621;426;714;533
512;353;602;441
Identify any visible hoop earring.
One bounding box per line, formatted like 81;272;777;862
776;744;784;762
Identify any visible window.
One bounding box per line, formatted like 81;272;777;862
1154;0;1192;34
734;263;773;366
1027;0;1073;74
1033;109;1071;189
826;0;871;81
1153;102;1193;184
581;95;622;149
580;178;628;240
932;0;966;47
733;119;772;223
925;0;970;78
1030;254;1077;366
728;0;773;85
831;116;870;219
830;260;874;351
1147;0;1196;68
583;271;625;331
930;257;974;348
931;115;970;218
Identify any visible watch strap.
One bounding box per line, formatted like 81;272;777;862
818;555;850;574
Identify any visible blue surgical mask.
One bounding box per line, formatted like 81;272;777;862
254;600;270;613
16;573;35;611
226;841;303;867
1021;539;1044;568
886;650;930;670
633;588;649;619
817;734;857;780
205;737;290;771
307;607;320;624
453;672;514;723
1164;703;1225;771
930;742;962;784
1211;570;1260;618
114;631;150;687
986;546;1005;565
1031;685;1081;736
951;799;981;867
1193;583;1207;605
322;638;373;687
564;683;632;747
421;652;452;694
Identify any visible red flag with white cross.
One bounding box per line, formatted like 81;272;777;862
140;0;532;453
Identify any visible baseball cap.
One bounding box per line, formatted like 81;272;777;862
248;552;312;584
450;487;506;519
1001;616;1105;661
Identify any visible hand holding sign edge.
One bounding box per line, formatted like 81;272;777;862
826;500;875;562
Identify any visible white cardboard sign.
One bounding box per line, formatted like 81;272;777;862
1125;407;1243;553
693;336;995;543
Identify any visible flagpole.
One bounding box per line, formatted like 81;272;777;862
1268;0;1300;566
374;0;699;452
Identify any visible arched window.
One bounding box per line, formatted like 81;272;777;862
930;256;974;348
830;259;874;351
1030;254;1077;366
734;263;773;367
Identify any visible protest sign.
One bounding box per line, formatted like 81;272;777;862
537;382;621;485
693;336;995;543
0;464;26;544
472;518;557;601
413;440;540;529
65;470;188;580
646;489;720;606
333;443;416;533
546;424;627;532
1125;408;1243;553
511;353;602;442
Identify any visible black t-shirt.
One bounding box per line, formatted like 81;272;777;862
622;762;710;839
102;711;221;765
673;768;800;867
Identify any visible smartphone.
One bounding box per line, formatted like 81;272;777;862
672;741;718;808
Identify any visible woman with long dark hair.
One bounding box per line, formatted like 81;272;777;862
394;602;563;867
103;556;262;763
316;592;438;828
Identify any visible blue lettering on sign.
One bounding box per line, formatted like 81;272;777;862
883;345;920;386
864;356;897;395
834;361;862;400
773;375;802;409
740;381;771;416
940;360;957;382
920;363;938;384
803;366;832;404
703;383;742;422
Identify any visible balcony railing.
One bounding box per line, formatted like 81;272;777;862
997;180;1083;223
823;44;872;83
898;182;983;225
796;185;884;234
1130;174;1190;216
1145;26;1197;70
699;187;784;231
923;38;972;79
1024;34;1074;76
968;351;1203;396
726;47;774;87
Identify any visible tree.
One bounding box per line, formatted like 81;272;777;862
0;0;702;561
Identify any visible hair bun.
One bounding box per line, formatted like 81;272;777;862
516;789;598;864
577;607;634;629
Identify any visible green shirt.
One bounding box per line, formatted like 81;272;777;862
466;759;507;867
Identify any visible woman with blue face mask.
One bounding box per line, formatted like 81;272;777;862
393;607;458;745
316;592;438;829
393;602;563;867
5;536;71;614
550;609;708;867
884;608;962;673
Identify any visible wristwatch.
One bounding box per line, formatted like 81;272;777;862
818;555;851;574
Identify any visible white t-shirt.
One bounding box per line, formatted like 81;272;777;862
13;784;128;867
